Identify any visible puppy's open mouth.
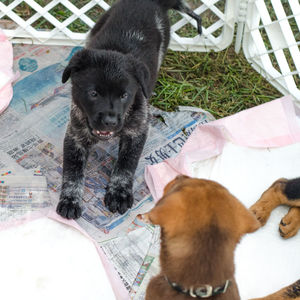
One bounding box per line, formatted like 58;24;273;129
92;129;114;138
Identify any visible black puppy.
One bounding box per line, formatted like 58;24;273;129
56;0;202;219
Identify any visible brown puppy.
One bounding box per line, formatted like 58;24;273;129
250;178;300;238
144;175;260;300
250;178;300;300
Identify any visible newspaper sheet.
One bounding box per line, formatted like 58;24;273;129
0;44;214;296
2;44;214;240
129;225;161;299
101;225;155;292
0;169;51;225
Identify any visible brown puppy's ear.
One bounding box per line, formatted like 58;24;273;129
62;49;90;83
237;203;261;236
126;55;150;99
147;194;184;236
147;201;167;226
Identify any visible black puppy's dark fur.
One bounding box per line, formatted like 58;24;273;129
56;0;202;218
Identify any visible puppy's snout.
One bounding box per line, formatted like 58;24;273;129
103;114;118;127
138;213;152;224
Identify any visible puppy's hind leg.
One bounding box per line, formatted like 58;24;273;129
250;179;289;226
173;0;202;34
251;177;300;226
250;279;300;300
284;177;300;203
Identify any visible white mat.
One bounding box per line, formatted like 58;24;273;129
0;217;116;300
192;142;300;299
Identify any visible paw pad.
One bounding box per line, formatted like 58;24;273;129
56;199;82;219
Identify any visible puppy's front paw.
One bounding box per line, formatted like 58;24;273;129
279;207;300;239
104;187;133;214
56;198;82;219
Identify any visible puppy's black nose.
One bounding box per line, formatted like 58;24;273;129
103;114;118;127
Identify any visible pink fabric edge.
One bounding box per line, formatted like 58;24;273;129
145;96;300;202
0;30;19;114
0;208;50;231
281;95;300;142
0;83;13;114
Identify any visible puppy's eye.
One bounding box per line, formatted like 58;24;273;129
120;92;128;101
89;90;98;98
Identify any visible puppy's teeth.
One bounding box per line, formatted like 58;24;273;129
97;131;100;134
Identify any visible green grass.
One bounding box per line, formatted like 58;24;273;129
152;48;281;118
2;0;285;118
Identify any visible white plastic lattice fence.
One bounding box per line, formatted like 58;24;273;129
0;0;300;102
241;0;300;101
0;0;236;51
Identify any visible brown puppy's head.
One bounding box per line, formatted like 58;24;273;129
146;176;260;242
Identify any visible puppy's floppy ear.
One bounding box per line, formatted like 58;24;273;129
148;203;166;226
127;55;151;99
147;193;182;229
62;49;91;83
62;65;72;84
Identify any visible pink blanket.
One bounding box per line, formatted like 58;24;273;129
0;29;17;114
145;95;300;201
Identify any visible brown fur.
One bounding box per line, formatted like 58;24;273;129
144;176;260;300
250;280;300;300
250;179;300;238
279;207;300;239
250;179;300;300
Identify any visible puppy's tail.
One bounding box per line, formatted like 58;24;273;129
152;0;202;34
152;0;189;10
